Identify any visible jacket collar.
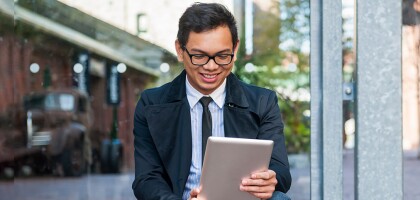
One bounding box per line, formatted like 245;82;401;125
165;70;249;108
225;72;249;108
165;70;187;103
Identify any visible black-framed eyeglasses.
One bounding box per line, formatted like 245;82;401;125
183;46;234;66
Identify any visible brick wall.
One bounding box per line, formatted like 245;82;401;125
0;30;153;169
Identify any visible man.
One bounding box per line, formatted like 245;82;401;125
132;3;291;200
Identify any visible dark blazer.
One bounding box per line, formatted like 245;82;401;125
132;71;291;200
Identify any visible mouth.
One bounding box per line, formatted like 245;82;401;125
203;73;217;78
201;73;219;82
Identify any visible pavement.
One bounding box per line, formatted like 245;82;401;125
0;174;137;200
287;150;420;200
1;150;418;200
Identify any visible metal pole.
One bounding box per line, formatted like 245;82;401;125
310;0;343;199
310;0;323;198
355;0;403;199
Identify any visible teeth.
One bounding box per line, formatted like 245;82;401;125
203;74;216;78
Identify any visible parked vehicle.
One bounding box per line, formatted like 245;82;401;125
0;89;122;177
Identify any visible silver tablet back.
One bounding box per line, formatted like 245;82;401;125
198;137;274;200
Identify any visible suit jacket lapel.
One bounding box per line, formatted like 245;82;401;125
145;71;192;195
224;73;259;139
225;73;249;108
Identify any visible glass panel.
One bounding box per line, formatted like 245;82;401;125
0;0;314;199
402;0;420;199
57;94;75;111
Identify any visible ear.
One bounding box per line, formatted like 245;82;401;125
233;40;240;62
175;40;184;62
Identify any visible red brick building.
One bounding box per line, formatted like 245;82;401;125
0;0;177;170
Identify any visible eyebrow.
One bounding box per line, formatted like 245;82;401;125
189;48;232;55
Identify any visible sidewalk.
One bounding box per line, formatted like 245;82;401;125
287;150;420;200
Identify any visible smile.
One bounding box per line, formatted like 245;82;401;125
203;74;217;79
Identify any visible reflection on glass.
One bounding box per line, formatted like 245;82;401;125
25;93;75;111
0;0;310;199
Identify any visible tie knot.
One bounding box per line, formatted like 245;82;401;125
199;96;213;107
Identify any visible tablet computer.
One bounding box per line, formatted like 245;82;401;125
198;137;274;200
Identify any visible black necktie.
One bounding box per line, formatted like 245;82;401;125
199;96;212;164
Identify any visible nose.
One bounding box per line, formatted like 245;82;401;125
202;58;219;70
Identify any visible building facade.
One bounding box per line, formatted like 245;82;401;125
0;0;177;170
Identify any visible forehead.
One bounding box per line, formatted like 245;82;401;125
186;26;233;52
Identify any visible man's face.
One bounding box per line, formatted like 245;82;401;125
175;26;239;95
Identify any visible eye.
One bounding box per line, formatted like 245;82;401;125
193;55;207;60
217;55;230;60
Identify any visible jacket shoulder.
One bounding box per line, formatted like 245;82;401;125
239;81;276;99
139;82;172;105
237;80;278;116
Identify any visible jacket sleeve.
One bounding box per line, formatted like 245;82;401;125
132;92;181;200
258;91;292;193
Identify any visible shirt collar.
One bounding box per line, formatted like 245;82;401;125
186;75;226;109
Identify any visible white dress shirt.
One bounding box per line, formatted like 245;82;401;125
182;76;226;200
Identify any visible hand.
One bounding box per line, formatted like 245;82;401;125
188;187;202;200
240;170;277;200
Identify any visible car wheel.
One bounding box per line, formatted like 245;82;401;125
61;138;86;176
100;140;122;173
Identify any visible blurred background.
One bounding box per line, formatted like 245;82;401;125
0;0;418;199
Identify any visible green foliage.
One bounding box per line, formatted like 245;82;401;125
235;0;310;153
280;99;310;153
235;64;310;153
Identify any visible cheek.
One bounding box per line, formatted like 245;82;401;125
184;66;197;78
223;65;234;73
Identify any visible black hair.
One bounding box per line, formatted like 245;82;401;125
177;3;238;49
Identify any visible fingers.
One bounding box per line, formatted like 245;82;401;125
240;183;274;199
240;183;276;191
250;170;276;180
248;192;273;200
240;170;277;199
189;187;201;200
242;177;278;187
240;184;275;200
242;170;277;186
190;188;200;197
